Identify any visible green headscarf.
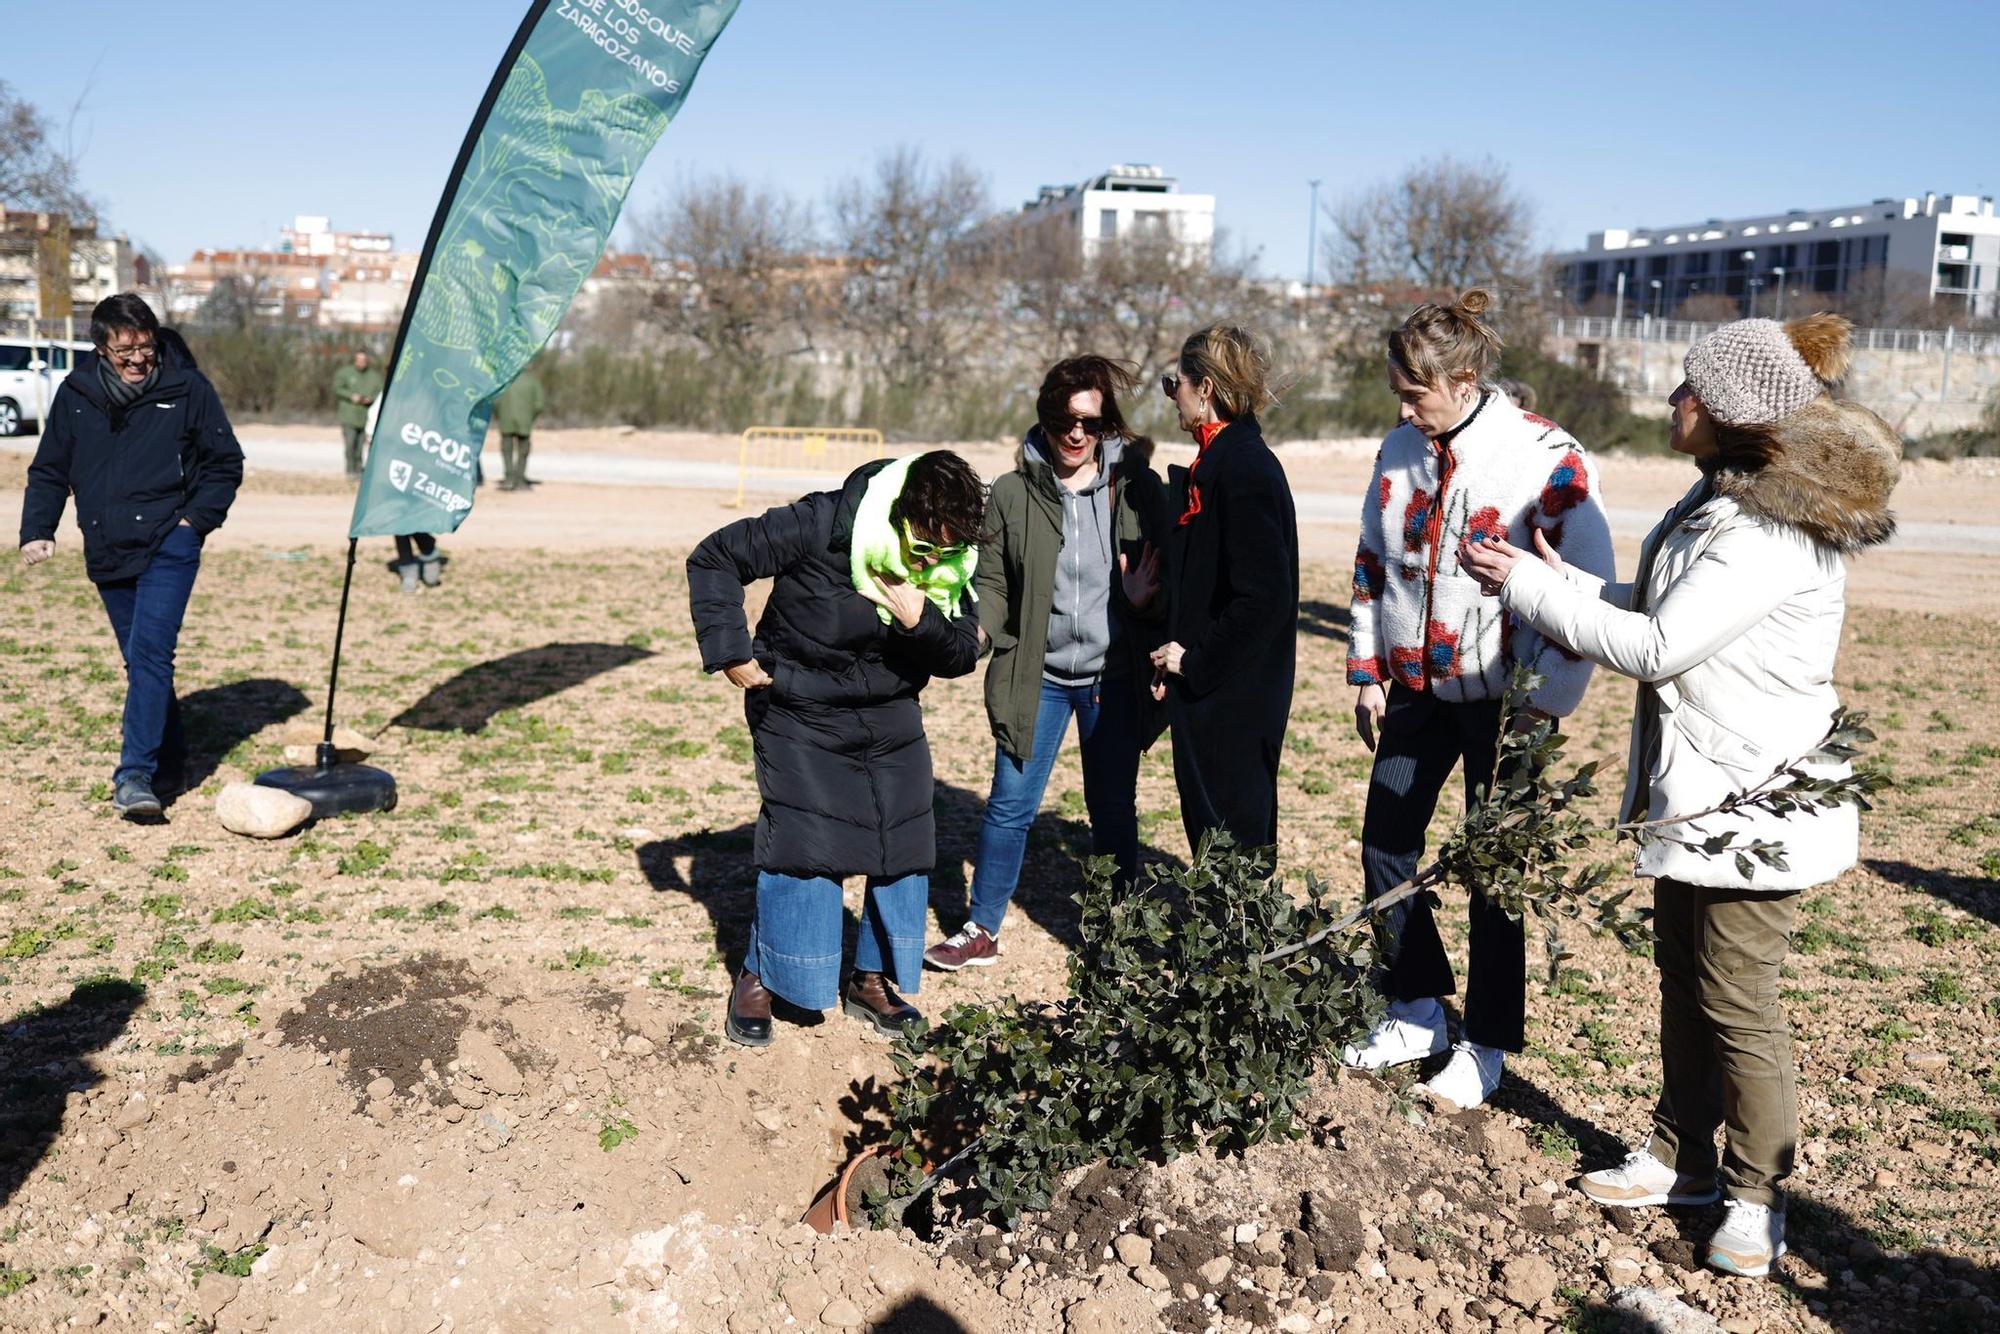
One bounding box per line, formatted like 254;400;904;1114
848;454;979;624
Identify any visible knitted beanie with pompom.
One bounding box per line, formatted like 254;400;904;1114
1683;313;1853;426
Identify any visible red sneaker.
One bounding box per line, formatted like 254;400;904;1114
924;922;999;971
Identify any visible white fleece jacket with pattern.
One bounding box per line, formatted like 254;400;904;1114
1347;394;1615;716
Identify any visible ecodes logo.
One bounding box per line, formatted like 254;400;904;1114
397;421;477;470
388;460;413;492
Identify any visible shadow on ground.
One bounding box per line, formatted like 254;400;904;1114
391;642;655;733
179;676;312;790
1865;858;1999;929
0;978;147;1207
1298;598;1352;644
634;781;1188;970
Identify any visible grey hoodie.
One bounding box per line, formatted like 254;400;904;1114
1031;433;1125;684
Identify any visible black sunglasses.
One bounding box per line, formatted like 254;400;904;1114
1160;373;1180;397
1046;414;1106;439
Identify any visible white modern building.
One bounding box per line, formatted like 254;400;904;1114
1555;192;2000;321
1015;164;1216;264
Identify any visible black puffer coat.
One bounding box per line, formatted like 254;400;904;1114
19;342;243;584
688;461;982;879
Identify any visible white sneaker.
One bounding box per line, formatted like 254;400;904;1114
1340;997;1447;1070
1706;1199;1786;1277
1578;1148;1723;1208
1420;1041;1504;1110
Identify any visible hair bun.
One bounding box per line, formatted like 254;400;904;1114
1453;288;1494;317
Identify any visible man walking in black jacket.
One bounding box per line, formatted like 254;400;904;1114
18;294;244;820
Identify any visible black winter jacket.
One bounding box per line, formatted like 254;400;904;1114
1162;416;1299;853
687;461;982;879
19;345;244;584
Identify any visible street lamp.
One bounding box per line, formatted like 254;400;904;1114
1650;278;1664;319
1305;179;1322;301
1741;249;1758;317
1772;266;1786;320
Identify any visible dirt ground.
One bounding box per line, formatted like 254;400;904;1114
0;437;1996;1333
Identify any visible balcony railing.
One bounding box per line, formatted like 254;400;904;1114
1553;315;2000;356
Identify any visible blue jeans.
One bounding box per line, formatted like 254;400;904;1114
743;870;927;1011
96;523;202;787
968;676;1141;935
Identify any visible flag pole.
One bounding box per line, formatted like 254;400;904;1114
317;537;362;764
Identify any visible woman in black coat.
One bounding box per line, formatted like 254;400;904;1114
687;452;986;1047
1149;325;1299;858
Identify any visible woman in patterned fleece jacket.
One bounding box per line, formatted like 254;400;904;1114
1340;290;1615;1111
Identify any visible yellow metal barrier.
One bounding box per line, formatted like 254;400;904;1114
732;426;886;507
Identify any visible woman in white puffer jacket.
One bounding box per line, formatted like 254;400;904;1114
1463;312;1898;1281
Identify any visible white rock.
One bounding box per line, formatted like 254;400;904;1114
1233;1223;1259;1245
216;782;314;838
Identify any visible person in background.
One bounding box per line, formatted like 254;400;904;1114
18;293;244;819
332;349;383;481
494;362;545;491
1464;313;1898;1278
1149;324;1298;860
689;451;986;1047
393;532;443;593
927;356;1169;973
1497;377;1538;413
1340;289;1614;1112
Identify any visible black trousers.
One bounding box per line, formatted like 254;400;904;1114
1361;683;1526;1052
393;533;436;562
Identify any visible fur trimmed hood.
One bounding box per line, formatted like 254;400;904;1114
1711;396;1900;554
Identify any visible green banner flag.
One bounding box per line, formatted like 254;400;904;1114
350;0;740;537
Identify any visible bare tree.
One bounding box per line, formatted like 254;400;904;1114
828;147;993;396
634;173;816;368
0;80;98;219
1325;156;1534;292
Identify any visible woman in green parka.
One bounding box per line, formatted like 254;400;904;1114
924;356;1170;972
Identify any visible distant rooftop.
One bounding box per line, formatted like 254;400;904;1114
1576;191;1996;254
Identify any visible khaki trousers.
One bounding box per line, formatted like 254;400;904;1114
1646;878;1799;1209
501;433;531;487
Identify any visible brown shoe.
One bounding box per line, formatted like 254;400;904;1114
725;970;773;1047
842;971;922;1037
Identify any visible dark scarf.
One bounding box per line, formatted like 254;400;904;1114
97;357;159;412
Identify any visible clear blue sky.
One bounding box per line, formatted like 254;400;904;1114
7;0;1995;278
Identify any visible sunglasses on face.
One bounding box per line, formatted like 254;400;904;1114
1046;414;1106;439
1160;373;1181;398
902;520;968;561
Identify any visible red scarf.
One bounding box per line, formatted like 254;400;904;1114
1177;419;1227;525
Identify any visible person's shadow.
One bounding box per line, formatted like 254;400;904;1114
1297;598;1352;644
178;677;312;792
633;780;1187;974
391;642;656;734
1865;858;1998;929
0;978;147;1207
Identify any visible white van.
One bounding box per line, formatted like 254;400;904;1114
0;336;93;437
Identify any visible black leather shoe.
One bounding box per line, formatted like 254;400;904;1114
842;971;922;1037
112;777;163;821
725;970;773;1047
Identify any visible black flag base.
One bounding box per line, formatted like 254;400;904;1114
255;742;398;818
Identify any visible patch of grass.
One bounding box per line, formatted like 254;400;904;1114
1932;1107;1997;1137
336;839;394;876
1917;970;1972;1006
210;897;276;924
189;939;243;965
1533;1123;1580;1161
3;928;49;960
472;905;519;922
1903;906;1982;947
561;945;609;970
191;1242;266;1280
371;905;410;922
0;1264;34;1296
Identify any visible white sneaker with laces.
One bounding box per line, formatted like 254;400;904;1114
1340;997;1447;1070
1577;1148;1723;1208
1420;1041;1504;1110
1706;1199;1787;1277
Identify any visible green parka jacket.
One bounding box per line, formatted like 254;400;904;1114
974;431;1172;761
331;362;384;430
